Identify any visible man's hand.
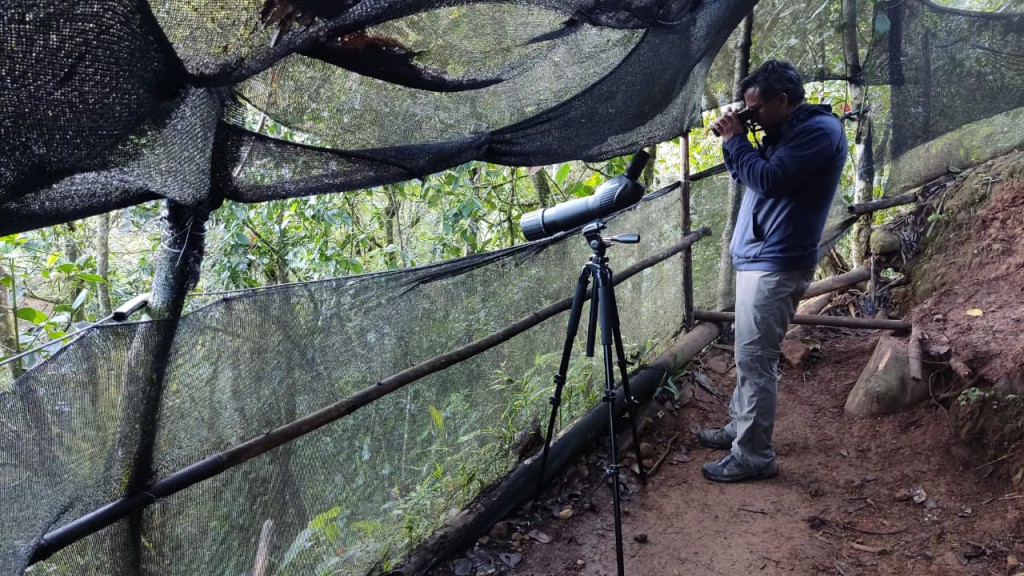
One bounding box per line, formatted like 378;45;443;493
710;107;746;142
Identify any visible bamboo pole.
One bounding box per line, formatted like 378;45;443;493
693;310;910;331
29;227;714;565
802;267;870;299
847;191;916;216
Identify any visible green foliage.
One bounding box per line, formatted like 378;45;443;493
488;351;601;452
957;387;992;406
0;229;112;372
926;211;950;224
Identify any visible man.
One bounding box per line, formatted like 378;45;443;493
702;60;847;483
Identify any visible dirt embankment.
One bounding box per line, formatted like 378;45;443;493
903;151;1024;467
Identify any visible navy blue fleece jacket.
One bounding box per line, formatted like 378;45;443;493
723;103;847;272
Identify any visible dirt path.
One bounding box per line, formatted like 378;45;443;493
445;326;1022;576
433;151;1024;576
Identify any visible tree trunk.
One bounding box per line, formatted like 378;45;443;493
642;144;656;189
844;0;875;267
531;168;552;207
384;185;401;268
63;224;87;323
0;260;23;382
109;201;207;576
95;213;113;316
715;13;753;310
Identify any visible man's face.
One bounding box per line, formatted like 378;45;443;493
743;87;788;130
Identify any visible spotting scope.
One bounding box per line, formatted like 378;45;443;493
519;150;649;241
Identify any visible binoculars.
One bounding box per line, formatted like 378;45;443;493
710;107;758;136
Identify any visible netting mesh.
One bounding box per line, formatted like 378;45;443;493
3;0;1024;574
0;0;755;235
3;190;703;575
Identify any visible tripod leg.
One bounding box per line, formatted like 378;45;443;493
593;266;627;576
585;274;599;358
603;269;647;482
536;266;591;501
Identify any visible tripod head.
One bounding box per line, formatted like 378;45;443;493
583;221;640;256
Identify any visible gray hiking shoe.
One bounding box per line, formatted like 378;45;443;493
701;453;779;483
697;427;734;450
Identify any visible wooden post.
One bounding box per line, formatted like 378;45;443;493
680;134;694;329
908;324;924;382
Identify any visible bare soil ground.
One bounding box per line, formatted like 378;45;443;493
431;150;1024;576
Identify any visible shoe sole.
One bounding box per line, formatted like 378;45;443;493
701;465;779;483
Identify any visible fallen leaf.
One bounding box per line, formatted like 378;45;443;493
839;449;849;458
966;308;984;317
850;542;887;554
801;336;822;351
452;558;473;576
499;552;522;568
672;452;693;464
910;486;927;504
694;371;718;395
528;529;551;544
558;508;574;520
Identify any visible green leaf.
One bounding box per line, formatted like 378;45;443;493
72;288;89;310
56;263;76;274
555;163;571;188
76;272;106;283
310;506;342;531
568;183;592;198
428;404;445;435
16;307;47;325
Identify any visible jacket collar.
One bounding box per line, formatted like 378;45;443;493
762;103;832;147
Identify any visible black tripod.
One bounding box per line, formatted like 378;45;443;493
535;220;647;576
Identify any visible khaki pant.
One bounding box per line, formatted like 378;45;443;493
723;269;812;469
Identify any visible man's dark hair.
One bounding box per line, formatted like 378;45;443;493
739;60;805;104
